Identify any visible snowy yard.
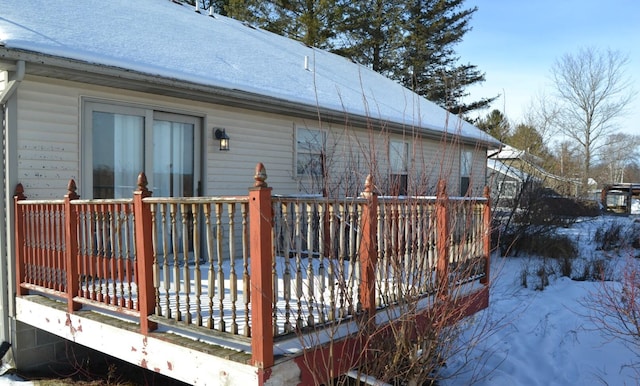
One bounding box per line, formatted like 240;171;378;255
444;215;640;385
3;216;640;385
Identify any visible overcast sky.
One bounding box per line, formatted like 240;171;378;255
458;0;640;137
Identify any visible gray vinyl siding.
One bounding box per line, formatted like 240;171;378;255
14;75;489;200
16;80;79;198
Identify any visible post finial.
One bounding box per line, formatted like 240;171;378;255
14;183;26;200
437;179;447;198
66;179;79;199
361;174;375;198
137;172;149;193
483;185;491;198
135;172;152;197
254;163;268;188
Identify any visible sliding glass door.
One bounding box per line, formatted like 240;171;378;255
85;102;200;199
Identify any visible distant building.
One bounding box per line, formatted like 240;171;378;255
487;158;540;208
601;183;640;215
489;145;581;198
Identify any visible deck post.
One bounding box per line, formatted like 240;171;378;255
359;175;378;317
133;173;158;333
480;186;491;285
435;179;449;296
249;163;274;369
14;184;28;296
64;180;82;312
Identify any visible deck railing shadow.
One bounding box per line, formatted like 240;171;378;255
14;162;491;369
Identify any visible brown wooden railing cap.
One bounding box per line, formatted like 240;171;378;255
14;183;26;200
253;162;268;188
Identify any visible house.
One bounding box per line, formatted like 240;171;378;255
487;158;540;208
1;1;499;384
489;145;579;198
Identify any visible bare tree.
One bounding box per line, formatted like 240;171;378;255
523;90;560;143
549;47;635;195
596;133;640;184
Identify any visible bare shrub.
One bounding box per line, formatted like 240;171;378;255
292;192;497;385
557;255;573;278
493;172;597;261
520;264;529;288
585;257;640;374
534;261;552;291
504;232;577;261
595;220;640;251
277;92;502;384
572;257;614;282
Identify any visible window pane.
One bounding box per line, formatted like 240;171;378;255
153;120;195;197
460;176;470;196
389;174;408;196
461;151;473;177
296;128;325;178
297;153;323;176
390;140;408;174
297;128;324;152
92;112;144;198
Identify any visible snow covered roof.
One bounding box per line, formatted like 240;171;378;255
0;0;499;146
490;145;543;164
487;159;532;182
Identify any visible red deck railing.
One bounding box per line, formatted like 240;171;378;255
14;163;491;370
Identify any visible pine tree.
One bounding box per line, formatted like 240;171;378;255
396;0;495;114
334;0;404;76
508;124;547;157
226;0;342;49
218;0;496;115
475;109;510;142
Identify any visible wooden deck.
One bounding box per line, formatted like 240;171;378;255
13;163;491;385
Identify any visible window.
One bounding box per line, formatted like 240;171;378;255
460;150;473;196
84;101;201;199
296;127;325;178
389;140;408;195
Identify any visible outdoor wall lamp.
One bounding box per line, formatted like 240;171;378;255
214;128;230;151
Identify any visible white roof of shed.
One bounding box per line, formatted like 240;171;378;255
487;159;532;183
0;0;498;145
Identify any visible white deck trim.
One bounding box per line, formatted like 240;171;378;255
15;296;261;386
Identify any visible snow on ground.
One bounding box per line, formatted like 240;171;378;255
444;215;640;385
2;216;640;385
444;262;636;385
0;374;31;385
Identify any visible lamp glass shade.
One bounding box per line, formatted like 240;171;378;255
219;136;229;151
214;128;230;151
